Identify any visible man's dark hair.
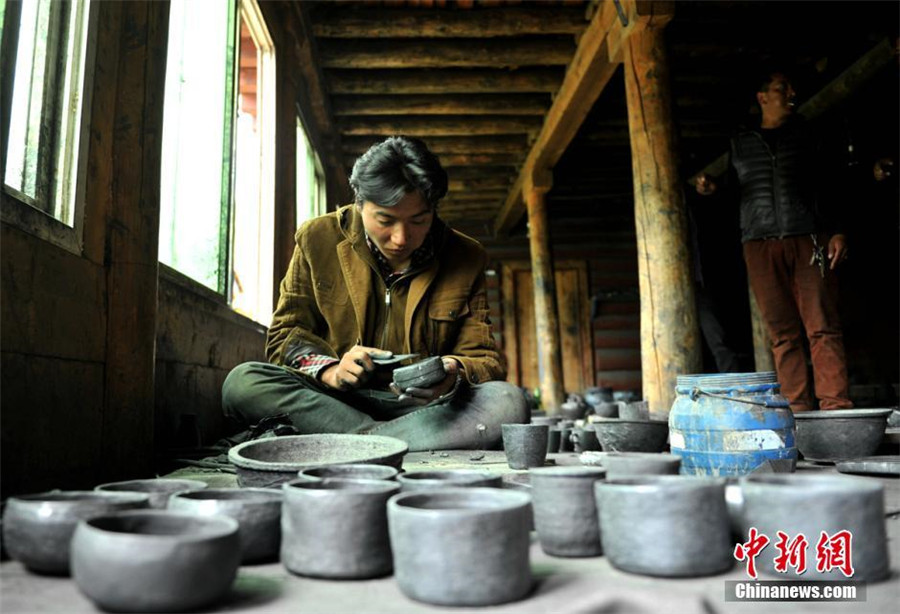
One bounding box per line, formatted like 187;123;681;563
756;66;792;93
349;136;448;208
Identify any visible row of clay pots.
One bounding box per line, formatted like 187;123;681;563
527;467;890;583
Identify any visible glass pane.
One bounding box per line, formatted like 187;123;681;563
295;119;312;227
159;0;233;291
4;0;51;199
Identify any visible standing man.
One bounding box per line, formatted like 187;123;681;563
222;136;527;450
695;70;852;412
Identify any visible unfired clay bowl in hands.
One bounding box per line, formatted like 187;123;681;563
396;469;502;491
71;510;240;612
167;488;283;563
595;476;733;577
2;491;149;575
388;488;533;607
95;478;208;509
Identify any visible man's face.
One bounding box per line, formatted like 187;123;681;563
360;191;433;270
757;73;796;124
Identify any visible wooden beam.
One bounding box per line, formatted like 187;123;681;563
448;176;512;191
494;0;631;236
441;190;510;202
338;116;542;137
326;69;563;95
283;2;351;203
342;135;528;154
319;38;574;69
311;6;588;38
332;94;550;116
624;12;700;417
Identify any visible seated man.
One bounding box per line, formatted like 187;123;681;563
222;136;527;450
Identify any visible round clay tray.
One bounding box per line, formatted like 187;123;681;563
835;456;900;477
229;434;409;488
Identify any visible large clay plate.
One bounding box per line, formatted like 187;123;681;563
835;456;900;477
229;434;409;488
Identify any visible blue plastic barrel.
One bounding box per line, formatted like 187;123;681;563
669;372;797;476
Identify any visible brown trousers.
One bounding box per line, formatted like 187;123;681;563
743;235;853;411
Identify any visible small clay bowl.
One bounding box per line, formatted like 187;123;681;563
95;478;208;509
592;452;681;478
592;418;669;453
71;510;240;612
595;476;733;577
388;488;532;606
794;408;892;462
2;491;149;575
168;488;283;563
296;464;399;482
740;474;890;582
396;470;502;491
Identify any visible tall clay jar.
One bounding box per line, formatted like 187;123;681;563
529;467;607;557
595;476;733;577
281;478;400;579
740;474;890;582
388;488;532;607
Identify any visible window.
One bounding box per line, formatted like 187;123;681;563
1;0;95;250
296;118;326;228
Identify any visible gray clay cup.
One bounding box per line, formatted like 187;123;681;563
95;478;208;509
571;427;602;453
547;428;562;454
167;488;283;563
597;452;681;478
502;424;549;469
388;487;532;607
396;470;502;491
71;510;240;613
2;491;149;575
529;466;607;557
296;464;399;482
595;476;733;577
558;427;574;452
281;478;400;579
740;474;889;582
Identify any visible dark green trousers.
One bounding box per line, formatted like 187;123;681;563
221;362;528;451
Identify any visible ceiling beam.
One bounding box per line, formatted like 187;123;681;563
311;7;588;38
326;68;563;95
341;135;528;154
337;116;542;137
332;94;550;116
319;38;574;69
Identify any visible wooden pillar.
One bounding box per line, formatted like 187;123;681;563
624;13;701;417
99;0;170;480
524;169;565;413
748;280;775;372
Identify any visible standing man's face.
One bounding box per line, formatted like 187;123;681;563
360;191;433;271
757;73;796;127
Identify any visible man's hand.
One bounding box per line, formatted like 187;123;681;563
827;234;849;270
321;345;392;391
390;358;460;406
695;173;717;196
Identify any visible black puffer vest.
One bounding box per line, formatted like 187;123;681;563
730;119;820;241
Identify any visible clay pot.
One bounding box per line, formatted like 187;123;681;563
529;466;607;557
228;434;408;488
95;478;208;509
571;427;602;453
794;408;892;462
282;478;400;579
560;399;588;421
167;488;283;563
595;476;733;577
593;402;620;418
592;418;669;452
296;464;399;482
584;386;613;408
558;427;574;452
396;470;502;491
388;488;532;606
593;452;681;478
740;474;890;582
618;400;650;421
2;491;149;575
547;428;562;454
502;424;549;469
71;510;240;612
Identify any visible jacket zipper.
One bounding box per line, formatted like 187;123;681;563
756;131;782;237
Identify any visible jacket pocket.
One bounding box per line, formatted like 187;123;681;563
313;277;349;305
427;297;470;355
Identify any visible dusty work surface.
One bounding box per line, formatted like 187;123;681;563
2;455;898;614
